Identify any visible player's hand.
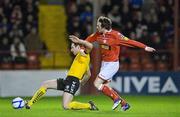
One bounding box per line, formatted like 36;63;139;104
145;46;156;52
69;35;80;43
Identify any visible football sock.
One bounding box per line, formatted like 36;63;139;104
101;85;127;106
101;85;120;102
28;86;47;106
68;101;91;110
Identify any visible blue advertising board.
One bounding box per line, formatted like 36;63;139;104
110;72;180;95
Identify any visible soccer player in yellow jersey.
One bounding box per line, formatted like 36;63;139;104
25;35;98;110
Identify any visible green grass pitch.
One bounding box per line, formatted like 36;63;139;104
0;95;179;117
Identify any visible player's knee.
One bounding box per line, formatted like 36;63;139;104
93;81;98;89
94;81;102;90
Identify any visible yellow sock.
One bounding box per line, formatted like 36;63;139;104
28;87;47;106
68;101;91;110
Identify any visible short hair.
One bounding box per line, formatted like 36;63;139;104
97;16;112;30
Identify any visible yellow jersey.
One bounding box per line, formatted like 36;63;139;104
67;52;90;80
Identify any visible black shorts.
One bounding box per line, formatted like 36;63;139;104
57;76;80;95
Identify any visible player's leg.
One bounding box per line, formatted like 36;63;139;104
94;77;121;109
63;92;98;110
62;92;74;109
62;76;98;110
63;92;92;110
94;61;121;109
94;61;129;110
94;77;129;110
26;79;58;108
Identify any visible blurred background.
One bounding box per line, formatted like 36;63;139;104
0;0;179;97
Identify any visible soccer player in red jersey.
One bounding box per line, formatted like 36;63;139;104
71;16;156;111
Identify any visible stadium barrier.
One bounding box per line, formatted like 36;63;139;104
0;70;179;97
111;72;180;95
0;70;79;97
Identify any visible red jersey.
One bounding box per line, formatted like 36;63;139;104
86;30;147;62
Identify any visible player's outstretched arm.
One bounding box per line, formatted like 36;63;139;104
69;35;93;53
118;36;156;52
125;39;156;52
127;40;156;52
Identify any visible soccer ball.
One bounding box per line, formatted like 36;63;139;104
12;97;25;109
